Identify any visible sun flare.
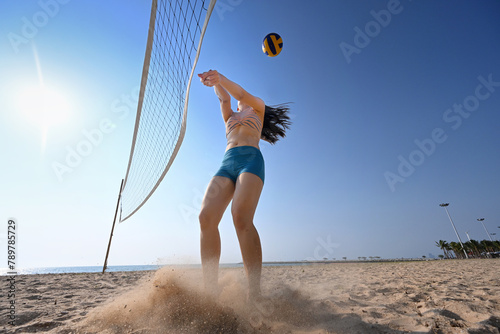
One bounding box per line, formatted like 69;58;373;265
18;85;71;126
17;85;72;152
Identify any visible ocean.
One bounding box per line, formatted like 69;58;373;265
1;265;164;275
0;261;319;275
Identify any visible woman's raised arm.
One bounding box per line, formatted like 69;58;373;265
214;84;232;122
199;72;232;122
198;70;265;114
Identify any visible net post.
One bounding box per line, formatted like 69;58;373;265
102;178;124;274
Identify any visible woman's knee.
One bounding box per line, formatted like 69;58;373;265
199;208;219;230
231;209;253;232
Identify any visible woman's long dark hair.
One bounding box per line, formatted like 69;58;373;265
261;103;292;144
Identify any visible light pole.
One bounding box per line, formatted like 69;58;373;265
477;218;493;242
439;203;468;259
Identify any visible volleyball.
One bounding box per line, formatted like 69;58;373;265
262;33;283;57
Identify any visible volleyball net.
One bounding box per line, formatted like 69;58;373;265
119;0;217;222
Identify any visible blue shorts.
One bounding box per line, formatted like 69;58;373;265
214;146;265;184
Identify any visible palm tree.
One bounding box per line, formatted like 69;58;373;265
481;240;495;253
435;239;500;259
468;239;481;258
435;240;450;259
449;242;465;259
445;243;453;258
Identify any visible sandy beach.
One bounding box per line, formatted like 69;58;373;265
1;259;499;333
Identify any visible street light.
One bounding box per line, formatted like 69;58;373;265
439;203;468;259
477;218;493;242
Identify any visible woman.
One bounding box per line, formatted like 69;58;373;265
197;70;290;300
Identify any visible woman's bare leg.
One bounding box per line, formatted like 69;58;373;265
199;176;235;295
231;172;264;299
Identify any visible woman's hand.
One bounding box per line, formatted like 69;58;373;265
198;70;220;87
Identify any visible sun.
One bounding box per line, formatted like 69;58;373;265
18;85;71;126
17;85;72;151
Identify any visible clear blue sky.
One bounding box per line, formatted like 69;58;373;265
1;0;499;269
